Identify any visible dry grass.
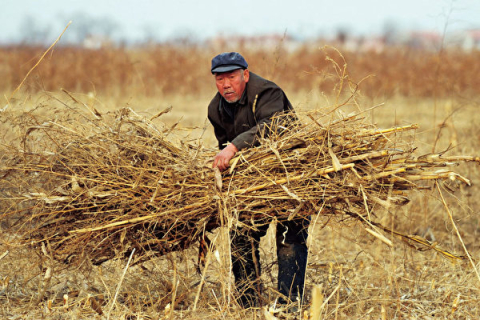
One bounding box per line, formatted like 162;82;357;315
1;45;480;99
1;45;480;319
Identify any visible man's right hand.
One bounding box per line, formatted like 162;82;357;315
213;143;238;171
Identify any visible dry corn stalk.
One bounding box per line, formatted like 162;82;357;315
0;100;478;266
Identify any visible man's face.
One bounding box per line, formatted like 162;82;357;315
215;69;250;103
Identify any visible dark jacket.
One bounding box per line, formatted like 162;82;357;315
208;72;293;150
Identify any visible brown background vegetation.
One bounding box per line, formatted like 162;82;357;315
2;45;479;99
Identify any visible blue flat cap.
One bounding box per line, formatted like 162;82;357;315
211;52;248;74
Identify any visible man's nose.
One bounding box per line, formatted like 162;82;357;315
223;79;231;88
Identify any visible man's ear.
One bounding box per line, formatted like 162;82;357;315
243;69;250;83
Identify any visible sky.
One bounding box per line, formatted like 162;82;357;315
1;0;479;44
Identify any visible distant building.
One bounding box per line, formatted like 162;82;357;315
461;29;480;51
357;36;386;53
83;34;113;49
207;33;300;52
406;31;442;51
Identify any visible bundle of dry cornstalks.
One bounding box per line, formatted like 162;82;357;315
1;99;479;266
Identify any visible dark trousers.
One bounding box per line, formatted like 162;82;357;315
231;218;309;308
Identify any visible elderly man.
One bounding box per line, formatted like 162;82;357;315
207;52;309;309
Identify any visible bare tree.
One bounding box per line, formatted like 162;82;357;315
382;20;400;45
60;12;121;45
19;15;53;45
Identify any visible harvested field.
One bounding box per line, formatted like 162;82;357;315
0;45;480;319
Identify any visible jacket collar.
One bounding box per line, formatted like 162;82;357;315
237;85;248;105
